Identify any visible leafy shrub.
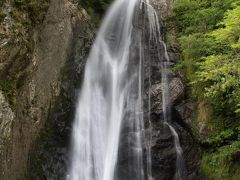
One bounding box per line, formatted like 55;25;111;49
173;0;240;129
201;127;240;148
0;0;5;7
78;0;112;16
201;141;240;180
173;1;240;178
0;12;7;23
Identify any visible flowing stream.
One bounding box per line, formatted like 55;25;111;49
68;0;186;180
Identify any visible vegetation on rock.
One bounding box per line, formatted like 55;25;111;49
0;0;49;107
78;0;112;15
172;0;240;179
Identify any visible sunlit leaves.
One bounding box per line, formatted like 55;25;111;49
194;55;240;116
174;0;236;35
211;6;240;50
173;0;240;122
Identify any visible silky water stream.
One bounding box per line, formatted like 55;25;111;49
68;0;186;179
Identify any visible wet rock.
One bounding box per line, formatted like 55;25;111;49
151;117;176;180
144;1;204;179
150;0;174;19
176;102;195;126
169;77;185;105
168;51;181;63
0;91;14;178
0;91;14;141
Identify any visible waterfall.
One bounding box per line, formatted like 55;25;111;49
141;2;187;179
160;25;187;180
68;0;146;180
140;1;187;179
157;14;188;180
68;0;186;180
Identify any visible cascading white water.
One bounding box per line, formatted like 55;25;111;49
158;16;187;180
160;35;187;180
142;1;187;179
68;0;186;179
68;0;147;180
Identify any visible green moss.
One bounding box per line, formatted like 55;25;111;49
62;71;68;81
25;117;55;180
78;0;112;25
0;0;49;108
0;80;16;106
11;0;49;26
13;0;26;7
0;0;5;7
11;7;25;24
201;127;240;148
200;127;240;179
27;0;49;25
0;12;7;23
201;141;240;180
0;44;32;108
79;0;112;16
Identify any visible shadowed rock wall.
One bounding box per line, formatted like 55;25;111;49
0;0;94;179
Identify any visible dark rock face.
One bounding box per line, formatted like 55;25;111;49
151;116;176;180
148;56;203;179
115;2;203;179
139;2;204;180
0;0;96;179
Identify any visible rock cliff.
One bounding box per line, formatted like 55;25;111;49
0;0;94;179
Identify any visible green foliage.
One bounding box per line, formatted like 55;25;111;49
0;0;49;108
201;140;240;180
211;5;240;49
0;12;7;23
174;0;235;35
0;80;16;106
201;127;240;148
173;0;240;130
200;127;240;179
27;1;49;24
79;0;112;16
0;0;5;7
12;0;49;25
193;55;240;120
173;1;240;179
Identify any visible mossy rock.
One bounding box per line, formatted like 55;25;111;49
201;127;240;148
0;79;16;106
0;12;7;23
0;0;5;7
11;0;49;26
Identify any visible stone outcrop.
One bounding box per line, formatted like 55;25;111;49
0;0;94;179
0;91;14;143
26;2;95;180
0;91;14;178
145;1;204;180
151;0;174;19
